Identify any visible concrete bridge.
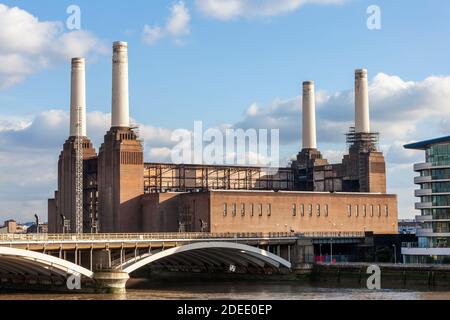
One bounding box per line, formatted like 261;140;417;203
0;232;365;293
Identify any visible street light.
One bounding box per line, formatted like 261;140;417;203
392;244;397;264
34;214;39;234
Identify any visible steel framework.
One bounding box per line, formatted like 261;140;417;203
74;106;83;234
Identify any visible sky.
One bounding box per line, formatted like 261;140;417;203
1;0;450;223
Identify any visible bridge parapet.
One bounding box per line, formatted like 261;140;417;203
0;232;298;243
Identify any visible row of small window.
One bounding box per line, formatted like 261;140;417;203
223;203;329;217
347;204;389;218
224;203;272;217
223;203;390;218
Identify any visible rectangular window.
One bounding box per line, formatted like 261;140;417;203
267;204;272;216
355;205;359;217
385;205;389;217
223;203;228;216
251;203;254;217
316;204;320;217
232;203;237;216
259;204;263;217
347;205;352;217
292;204;297;216
378;205;381;217
370;205;374;217
301;204;305;217
241;203;245;216
362;205;367;217
324;204;329;217
308;204;313;217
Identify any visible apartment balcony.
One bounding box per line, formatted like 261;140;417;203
415;202;432;210
415;228;434;237
414;176;431;184
401;246;450;256
414;162;431;171
414;189;432;197
414;162;450;172
415;215;433;222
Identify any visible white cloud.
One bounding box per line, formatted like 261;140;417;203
143;1;191;45
0;4;106;89
142;25;164;45
148;147;172;162
195;0;347;20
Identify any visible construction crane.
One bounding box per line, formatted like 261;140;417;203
74;105;83;234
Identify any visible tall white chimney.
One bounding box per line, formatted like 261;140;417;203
302;81;317;150
355;69;370;133
111;41;130;128
70;58;87;137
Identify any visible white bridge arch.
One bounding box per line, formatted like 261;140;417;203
119;242;292;274
0;247;94;279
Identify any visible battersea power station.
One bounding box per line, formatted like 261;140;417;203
48;41;398;235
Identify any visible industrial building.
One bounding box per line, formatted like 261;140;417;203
48;41;398;235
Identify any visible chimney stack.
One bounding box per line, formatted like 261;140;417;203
70;58;87;137
111;41;130;128
302;81;317;150
355;69;370;133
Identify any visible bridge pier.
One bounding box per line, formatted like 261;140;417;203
93;271;129;294
291;239;315;275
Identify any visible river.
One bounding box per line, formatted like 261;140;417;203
0;279;449;300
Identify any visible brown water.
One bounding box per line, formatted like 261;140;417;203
0;279;449;300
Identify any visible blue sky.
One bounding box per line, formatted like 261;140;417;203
1;0;450;222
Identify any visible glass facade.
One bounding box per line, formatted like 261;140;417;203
426;143;450;166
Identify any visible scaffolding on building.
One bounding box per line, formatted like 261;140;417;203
346;127;379;153
74;106;83;234
144;163;295;193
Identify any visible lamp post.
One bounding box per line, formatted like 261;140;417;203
330;238;333;264
34;214;39;234
392;244;397;264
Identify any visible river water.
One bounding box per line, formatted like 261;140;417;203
0;279;449;300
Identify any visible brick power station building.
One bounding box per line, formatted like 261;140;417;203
48;42;398;235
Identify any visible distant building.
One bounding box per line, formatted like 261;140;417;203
398;219;420;234
403;137;450;263
0;220;17;234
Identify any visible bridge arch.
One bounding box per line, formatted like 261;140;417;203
0;247;94;279
119;242;292;274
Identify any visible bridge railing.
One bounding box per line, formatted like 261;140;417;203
0;232;298;242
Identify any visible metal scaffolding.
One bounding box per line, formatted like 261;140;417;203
74;106;83;234
144;163;295;193
346;127;379;152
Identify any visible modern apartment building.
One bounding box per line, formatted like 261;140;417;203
403;137;450;263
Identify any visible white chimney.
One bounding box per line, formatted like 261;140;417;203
355;69;370;133
111;41;130;128
70;57;87;137
302;81;317;150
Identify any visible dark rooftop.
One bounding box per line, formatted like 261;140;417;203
404;136;450;150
